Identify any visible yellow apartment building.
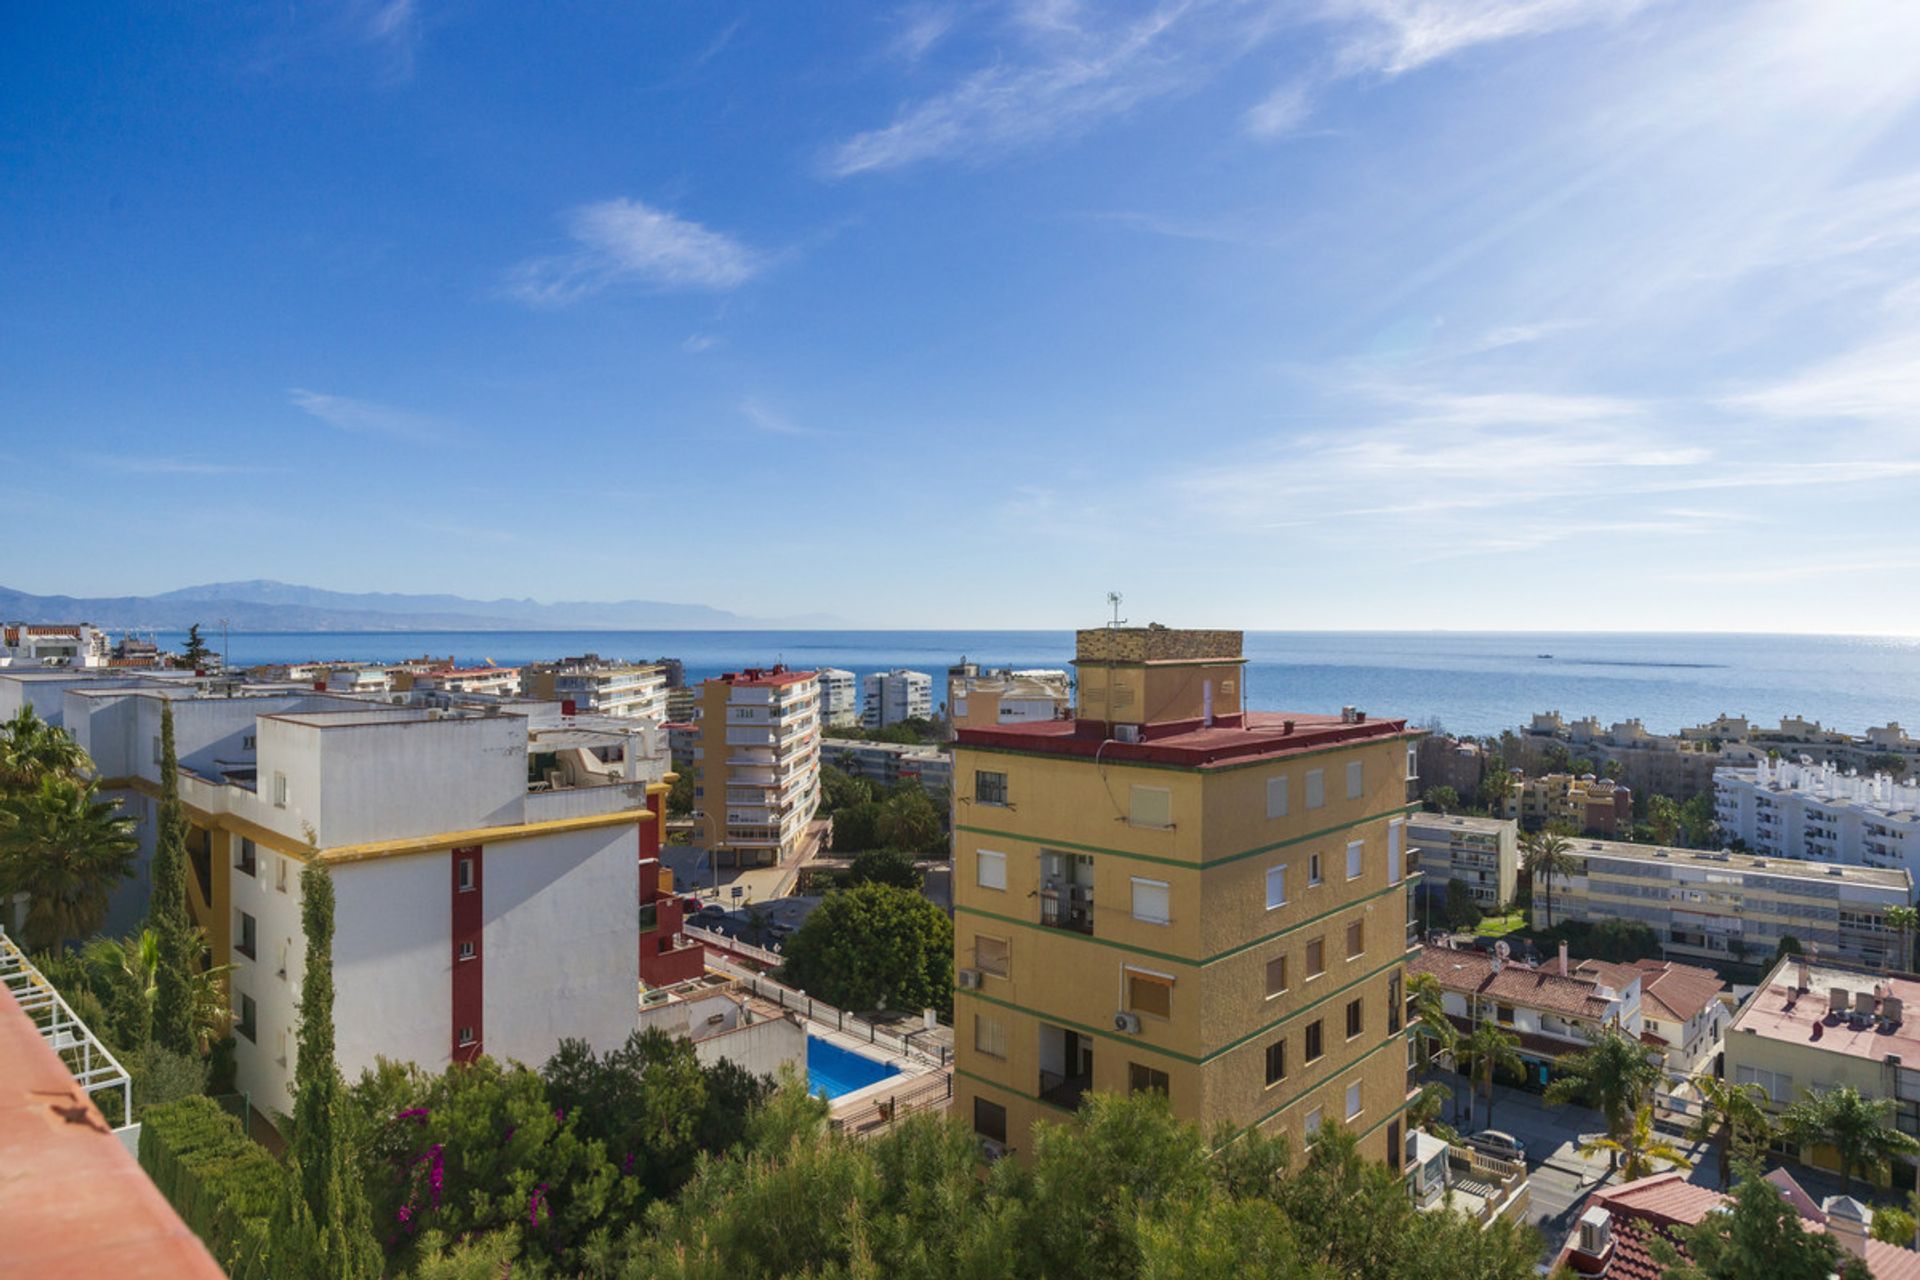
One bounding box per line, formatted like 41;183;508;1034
952;626;1424;1166
694;666;822;868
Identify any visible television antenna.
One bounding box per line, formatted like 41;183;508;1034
1106;591;1126;628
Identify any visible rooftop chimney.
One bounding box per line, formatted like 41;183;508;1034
1559;940;1569;978
1822;1196;1872;1264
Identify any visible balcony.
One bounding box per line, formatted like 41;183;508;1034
1038;1022;1093;1111
1039;1068;1092;1110
1039;883;1094;935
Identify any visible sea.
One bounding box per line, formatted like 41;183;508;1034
148;630;1920;741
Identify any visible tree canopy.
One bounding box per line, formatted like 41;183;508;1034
781;882;953;1016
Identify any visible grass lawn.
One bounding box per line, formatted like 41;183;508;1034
1473;911;1528;938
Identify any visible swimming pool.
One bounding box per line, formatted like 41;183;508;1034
807;1035;901;1100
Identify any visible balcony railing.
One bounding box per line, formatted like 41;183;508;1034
1039;884;1094;935
1038;1069;1091;1110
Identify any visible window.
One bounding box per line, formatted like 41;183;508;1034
458;941;476;961
237;994;257;1042
235;838;257;877
953;697;968;718
458;857;476;892
974;935;1010;978
974;1014;1007;1059
1346;1080;1363;1120
1306;938;1326;978
1346;840;1364;880
1129;1063;1170;1096
1388;819;1404;885
1131;878;1170;925
272;771;288;808
1305;1019;1324;1062
1309;853;1323;886
1346;919;1364;959
1265;865;1287;910
1129;785;1172;829
975;770;1008;806
1388;972;1402;1034
1406;744;1419;781
976;849;1007;891
1265;1039;1287;1086
974;1097;1008;1145
1305;1105;1324;1137
1347;760;1364;800
1305;769;1325;810
1126;968;1173;1019
458;1026;477;1048
1496;1003;1515;1025
243;733;257;751
1267;775;1290;818
1346;997;1363;1038
1265;955;1288;998
235;911;257;960
275;856;289;893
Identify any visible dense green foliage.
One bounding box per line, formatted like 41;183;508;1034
824;774;950;857
823;716;941;745
180;622;214;668
1653;1163;1871;1280
1422;784;1460;813
150;702;198;1055
1545;1025;1662;1173
0;772;138;949
781;881;954;1016
1443;877;1483;929
138;1095;291;1278
843;848;924;891
1519;829;1573;929
666;768;694;817
1783;1084;1920;1196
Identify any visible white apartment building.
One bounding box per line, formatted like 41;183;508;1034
1406;813;1519;911
860;669;931;729
59;685;663;1122
696;667;821;867
1543;836;1912;970
946;663;1071;731
1;623;111;668
326;667;394;697
525;660;670;722
816;669;858;728
408;666;522;698
1715;758;1920;880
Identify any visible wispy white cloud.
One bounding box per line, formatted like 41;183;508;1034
505;198;762;306
683;333;722;354
1243;81;1313;138
739;398;813;437
289;388;446;443
889;3;959;61
1326;0;1653;78
1723;331;1920;424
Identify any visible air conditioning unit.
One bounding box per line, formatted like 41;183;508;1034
1113;1011;1143;1034
1114;724;1142;744
957;968;984;990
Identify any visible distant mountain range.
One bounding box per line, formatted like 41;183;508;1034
0;580;843;632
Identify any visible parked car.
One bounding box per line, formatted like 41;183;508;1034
1466;1130;1527;1163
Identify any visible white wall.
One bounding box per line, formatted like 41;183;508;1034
483;822;640;1066
331;854;457;1083
692;1016;805;1078
228;843;313;1118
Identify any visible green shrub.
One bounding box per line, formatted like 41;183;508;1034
138;1095;289;1276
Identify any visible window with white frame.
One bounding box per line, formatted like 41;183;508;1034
974;1013;1007;1059
1266;865;1287;910
1309;852;1323;885
1388;819;1404;884
1267;775;1289;818
1346;760;1364;800
1406;744;1419;781
272;771;288;808
1129;785;1172;829
1305;1105;1324;1136
1346;1080;1363;1120
1346;840;1364;880
1131;877;1171;925
1305;769;1325;809
977;849;1007;891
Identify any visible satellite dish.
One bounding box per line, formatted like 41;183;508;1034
1494;941;1511;960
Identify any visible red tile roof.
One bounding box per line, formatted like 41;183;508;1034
956;710;1412;770
709;666;817;688
1633;960;1725;1024
1411;945;1615;1019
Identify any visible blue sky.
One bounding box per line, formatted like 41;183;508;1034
6;1;1920;631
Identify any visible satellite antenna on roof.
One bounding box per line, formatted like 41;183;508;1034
1106;592;1126;629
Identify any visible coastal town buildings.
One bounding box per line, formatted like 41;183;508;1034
1715;758;1920;878
694;666;822;868
1414;735;1488;806
400;665;522;698
1515;712;1724;801
1539;836;1911;970
820;738;953;795
1497;771;1633;836
817;668;859;728
1725;955;1920;1191
1627;958;1730;1078
522;657;670;721
1688;713;1920;775
946;662;1072;731
1406;813;1518;912
861;669;932;729
324;666;394;697
0;623;111;669
952;626;1422;1164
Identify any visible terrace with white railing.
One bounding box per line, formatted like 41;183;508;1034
0;925;132;1129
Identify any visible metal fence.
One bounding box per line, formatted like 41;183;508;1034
829;1069;954;1136
683;922;784;968
706;953;952;1067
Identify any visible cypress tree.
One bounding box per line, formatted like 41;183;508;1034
291;860;382;1278
149;702;196;1054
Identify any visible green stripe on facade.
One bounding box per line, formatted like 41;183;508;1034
1237;1030;1408;1136
954;802;1421;873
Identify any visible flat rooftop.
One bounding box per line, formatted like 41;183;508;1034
955;710;1411;770
1729;961;1920;1064
1564;837;1911;891
708;666;816;688
1407;813;1512;835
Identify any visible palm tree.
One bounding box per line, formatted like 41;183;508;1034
1885;905;1918;973
0;775;138;950
182;926;236;1053
0;705;87;793
1545;1024;1663;1173
1408;970;1457;1074
1457;1019;1525;1131
1687;1075;1775;1189
1521;828;1575;929
1581;1103;1694;1181
1481;765;1516;818
1784;1085;1920;1196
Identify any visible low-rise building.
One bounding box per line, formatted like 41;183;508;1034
1725;955;1920;1190
638;856;703;988
1715;758;1920;879
523;658;669;721
1;623;111;669
861;669;931;729
817;669;859;728
325;666;394;697
1539;837;1911;969
1498;772;1633;836
821;738;953;795
403;665;522;698
1407;814;1518;912
1625;958;1729;1078
946;663;1071;731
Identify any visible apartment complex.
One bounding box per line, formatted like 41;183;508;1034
1515;712;1724;801
817;668;859;728
1716;758;1920;879
1725;955;1920;1190
821;738;953;795
1540;836;1912;969
1;623;111;668
1687;713;1920;775
952;626;1422;1165
861;669;932;728
1406;813;1518;911
56;685;664;1123
401;665;522;698
694;667;822;867
523;658;670;721
947;662;1072;731
1497;771;1633;836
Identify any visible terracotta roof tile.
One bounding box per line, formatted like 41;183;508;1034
1634;960;1725;1023
1410;945;1614;1018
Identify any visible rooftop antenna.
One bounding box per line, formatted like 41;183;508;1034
1106;591;1127;629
